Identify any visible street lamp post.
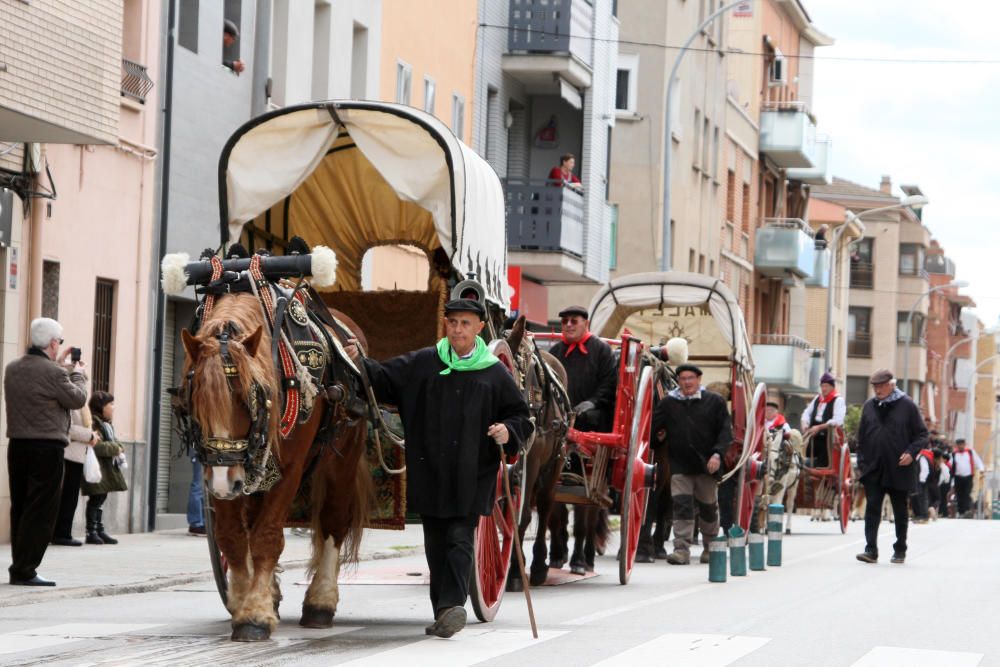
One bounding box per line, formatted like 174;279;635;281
940;335;975;440
902;279;968;396
824;195;928;376
661;0;750;271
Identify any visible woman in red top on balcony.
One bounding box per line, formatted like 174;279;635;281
548;153;583;193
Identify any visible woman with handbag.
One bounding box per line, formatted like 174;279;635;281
81;391;127;544
51;405;98;546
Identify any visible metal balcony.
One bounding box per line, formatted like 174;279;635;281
848;332;872;358
121;58;155;104
786;135;832;185
503;0;594;91
751;334;818;392
506;179;586;282
850;261;874;289
804;246;831;288
754;218;816;279
759;101;817;169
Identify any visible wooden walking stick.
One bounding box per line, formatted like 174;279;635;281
498;443;539;639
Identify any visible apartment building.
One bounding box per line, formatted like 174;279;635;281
153;0;382;529
811;177;931;409
0;0;160;539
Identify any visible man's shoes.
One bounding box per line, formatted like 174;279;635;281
430;606;467;638
890;552;905;564
9;575;56;587
665;551;690;565
635;550;654;564
655;546;668;560
856;551;878;564
51;537;82;547
189;525;207;536
699;550;711;564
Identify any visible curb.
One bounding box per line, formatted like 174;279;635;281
0;546;423;609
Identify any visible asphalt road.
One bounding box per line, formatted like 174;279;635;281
0;517;996;666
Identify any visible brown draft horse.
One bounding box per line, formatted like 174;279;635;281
180;293;371;641
504;316;572;589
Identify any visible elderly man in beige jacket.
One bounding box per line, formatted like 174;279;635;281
5;317;87;586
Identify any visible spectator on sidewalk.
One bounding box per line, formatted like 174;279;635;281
951;439;984;518
187;456;206;536
911;447;934;523
51;405;98;546
855;369;928;565
5;317;88;586
81;392;128;545
936;450;953;518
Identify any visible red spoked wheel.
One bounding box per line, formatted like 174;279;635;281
205;491;229;608
737;383;768;532
470;460;523;622
837;443;851;534
618;366;655;585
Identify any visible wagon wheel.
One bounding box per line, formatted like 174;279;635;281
837;443;851;534
619;366;655;585
736;383;768;532
204;491;229;608
469;339;525;623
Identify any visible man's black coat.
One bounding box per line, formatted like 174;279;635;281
856;391;928;492
651;390;732;475
549;335;617;419
363;346;533;518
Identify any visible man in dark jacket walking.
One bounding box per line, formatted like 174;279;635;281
345;299;532;638
5;317;88;586
855;369;928;564
651;364;732;565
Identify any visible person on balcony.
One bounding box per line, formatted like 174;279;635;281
548;153;583;193
222;19;245;75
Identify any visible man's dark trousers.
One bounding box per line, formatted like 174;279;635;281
8;439;64;581
910;481;929;520
954;475;973;515
421;515;478;616
53;460;83;539
863;481;908;556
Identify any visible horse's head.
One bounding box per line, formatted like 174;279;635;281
180;298;278;499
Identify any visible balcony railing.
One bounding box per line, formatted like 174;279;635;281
508;0;594;68
506;179;584;256
121;58;154;104
759;101;817;169
751;334;818;392
848;332;872;358
754;218;816;279
850;261;874;289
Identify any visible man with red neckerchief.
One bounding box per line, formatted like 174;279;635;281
951;438;984;517
548;305;617;431
765;401;791;441
801;372;846;469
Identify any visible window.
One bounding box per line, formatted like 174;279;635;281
92;279;116;393
350;23;368;99
423;77;436;115
693;108;702;169
850;237;875;289
395;61;412;105
42;261;59;320
741;183;751;233
848;306;872;357
701;116;711;173
899;243;925;276
689;249;696;272
897;311;926;344
711;126;720;178
846;376;869;406
451;94;465;140
485;87;498;164
312;3;331;99
178;0;199;53
726;170;736;221
615;54;639;113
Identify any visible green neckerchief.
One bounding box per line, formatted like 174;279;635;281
436;336;499;375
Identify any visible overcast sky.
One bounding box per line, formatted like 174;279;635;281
807;1;1000;327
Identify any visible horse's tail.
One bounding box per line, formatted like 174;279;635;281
340;425;374;567
594;507;610;554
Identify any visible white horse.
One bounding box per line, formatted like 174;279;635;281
764;428;804;534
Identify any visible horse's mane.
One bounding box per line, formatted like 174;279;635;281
185;294;282;452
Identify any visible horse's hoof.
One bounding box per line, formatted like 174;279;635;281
231;623;271;642
300;605;335;629
506;576;524;593
549;559;566;570
529;569;548;587
570;563;586;576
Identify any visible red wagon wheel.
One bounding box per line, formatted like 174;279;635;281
204;491;229;608
469;339;524;623
737;382;768;532
837;442;851;534
619;366;655;585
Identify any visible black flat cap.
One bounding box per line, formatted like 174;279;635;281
675;363;703;377
444;298;486;320
558;305;589;319
766;401;780;409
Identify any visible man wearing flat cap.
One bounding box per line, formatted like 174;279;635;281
345;298;532;637
801;372;846;471
651;363;732;565
855;368;928;564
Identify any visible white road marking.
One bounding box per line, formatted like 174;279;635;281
566;583;711;626
0;622;161;655
593;633;770;666
338;627;567;666
852;646;983;666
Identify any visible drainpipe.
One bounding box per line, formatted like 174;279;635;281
27;146;46;323
146;0;177;533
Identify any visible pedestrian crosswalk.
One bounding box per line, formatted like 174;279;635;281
0;622;986;666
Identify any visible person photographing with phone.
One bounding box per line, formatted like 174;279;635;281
5;318;88;586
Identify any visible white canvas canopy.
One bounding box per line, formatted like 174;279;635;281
220;101;509;307
588;272;753;371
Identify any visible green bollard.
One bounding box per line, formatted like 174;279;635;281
767;503;784;566
708;535;727;582
748;532;766;571
728;526;747;576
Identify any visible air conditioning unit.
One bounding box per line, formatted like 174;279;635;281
769;51;787;87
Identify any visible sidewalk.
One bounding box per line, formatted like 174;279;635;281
0;524;426;608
